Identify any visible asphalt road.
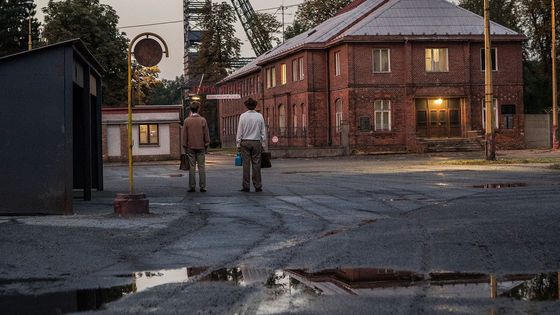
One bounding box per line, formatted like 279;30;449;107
1;152;560;314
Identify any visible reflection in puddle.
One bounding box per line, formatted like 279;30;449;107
473;183;528;189
1;267;558;313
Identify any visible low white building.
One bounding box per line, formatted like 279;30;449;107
102;105;182;162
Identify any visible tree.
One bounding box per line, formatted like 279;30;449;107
190;1;241;84
285;0;352;39
145;76;184;105
254;12;282;46
0;0;41;56
131;62;160;105
42;0;128;106
458;0;521;32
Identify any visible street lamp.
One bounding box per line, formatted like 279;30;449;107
23;0;33;51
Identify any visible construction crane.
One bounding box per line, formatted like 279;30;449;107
230;0;273;56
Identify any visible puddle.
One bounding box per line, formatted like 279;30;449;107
473;183;528;189
1;267;558;313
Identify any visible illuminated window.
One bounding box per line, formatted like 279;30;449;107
373;48;390;73
281;63;287;85
374;100;391;131
425;48;449;72
139;124;159;145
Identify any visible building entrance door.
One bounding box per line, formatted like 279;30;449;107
416;98;461;138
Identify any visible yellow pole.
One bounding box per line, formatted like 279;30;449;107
484;0;495;160
125;33;169;194
27;12;32;51
490;274;497;299
127;43;134;194
553;0;559;149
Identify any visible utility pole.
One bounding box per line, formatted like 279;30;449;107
553;0;559;149
484;0;496;160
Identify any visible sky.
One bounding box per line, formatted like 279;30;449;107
35;0;305;79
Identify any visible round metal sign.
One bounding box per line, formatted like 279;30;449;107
272;136;279;143
134;38;163;67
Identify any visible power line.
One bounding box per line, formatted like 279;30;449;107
119;19;183;30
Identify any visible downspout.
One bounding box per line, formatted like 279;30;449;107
259;71;267;147
326;50;332;146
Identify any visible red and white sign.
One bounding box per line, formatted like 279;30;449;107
206;94;241;100
272;136;279;143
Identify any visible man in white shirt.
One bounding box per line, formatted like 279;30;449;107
236;98;266;192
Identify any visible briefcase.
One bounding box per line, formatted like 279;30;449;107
179;154;190;171
261;151;272;168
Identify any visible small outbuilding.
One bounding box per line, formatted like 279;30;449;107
0;39;104;215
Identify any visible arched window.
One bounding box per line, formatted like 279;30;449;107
278;104;286;135
335;98;343;133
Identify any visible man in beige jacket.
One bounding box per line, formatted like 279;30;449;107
182;102;210;192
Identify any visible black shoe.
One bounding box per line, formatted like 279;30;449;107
255;188;263;192
240;188;250;192
187;188;196;193
200;188;207;192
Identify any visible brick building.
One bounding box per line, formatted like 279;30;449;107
218;0;525;154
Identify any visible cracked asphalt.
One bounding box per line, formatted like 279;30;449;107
1;151;560;314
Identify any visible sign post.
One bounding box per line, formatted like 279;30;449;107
115;33;169;215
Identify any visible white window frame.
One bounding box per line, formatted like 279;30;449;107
374;100;391;131
373;48;391;73
298;57;305;80
335;51;341;76
335;99;343;133
292;59;298;82
281;63;287;85
271;67;276;87
425;48;449;72
481;48;498;71
482;99;499;129
266;68;271;88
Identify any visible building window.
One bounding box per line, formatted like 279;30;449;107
358;116;371;131
373;48;390;73
501;104;516;129
292;104;298;131
425;48;449;72
279;104;286;135
266;67;276;88
481;48;498;71
335;98;343;133
281;63;287;85
139;124;159;145
482;99;499;129
299;57;305;80
374;100;391;131
335;51;341;76
292;59;298;82
301;103;306;131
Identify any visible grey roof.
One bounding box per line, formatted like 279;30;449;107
343;0;519;37
222;0;520;83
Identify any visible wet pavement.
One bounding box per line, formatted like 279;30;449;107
1;151;560;314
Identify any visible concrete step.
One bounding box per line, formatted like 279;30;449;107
419;138;483;153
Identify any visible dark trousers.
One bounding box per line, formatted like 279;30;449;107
187;149;206;189
240;140;262;190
